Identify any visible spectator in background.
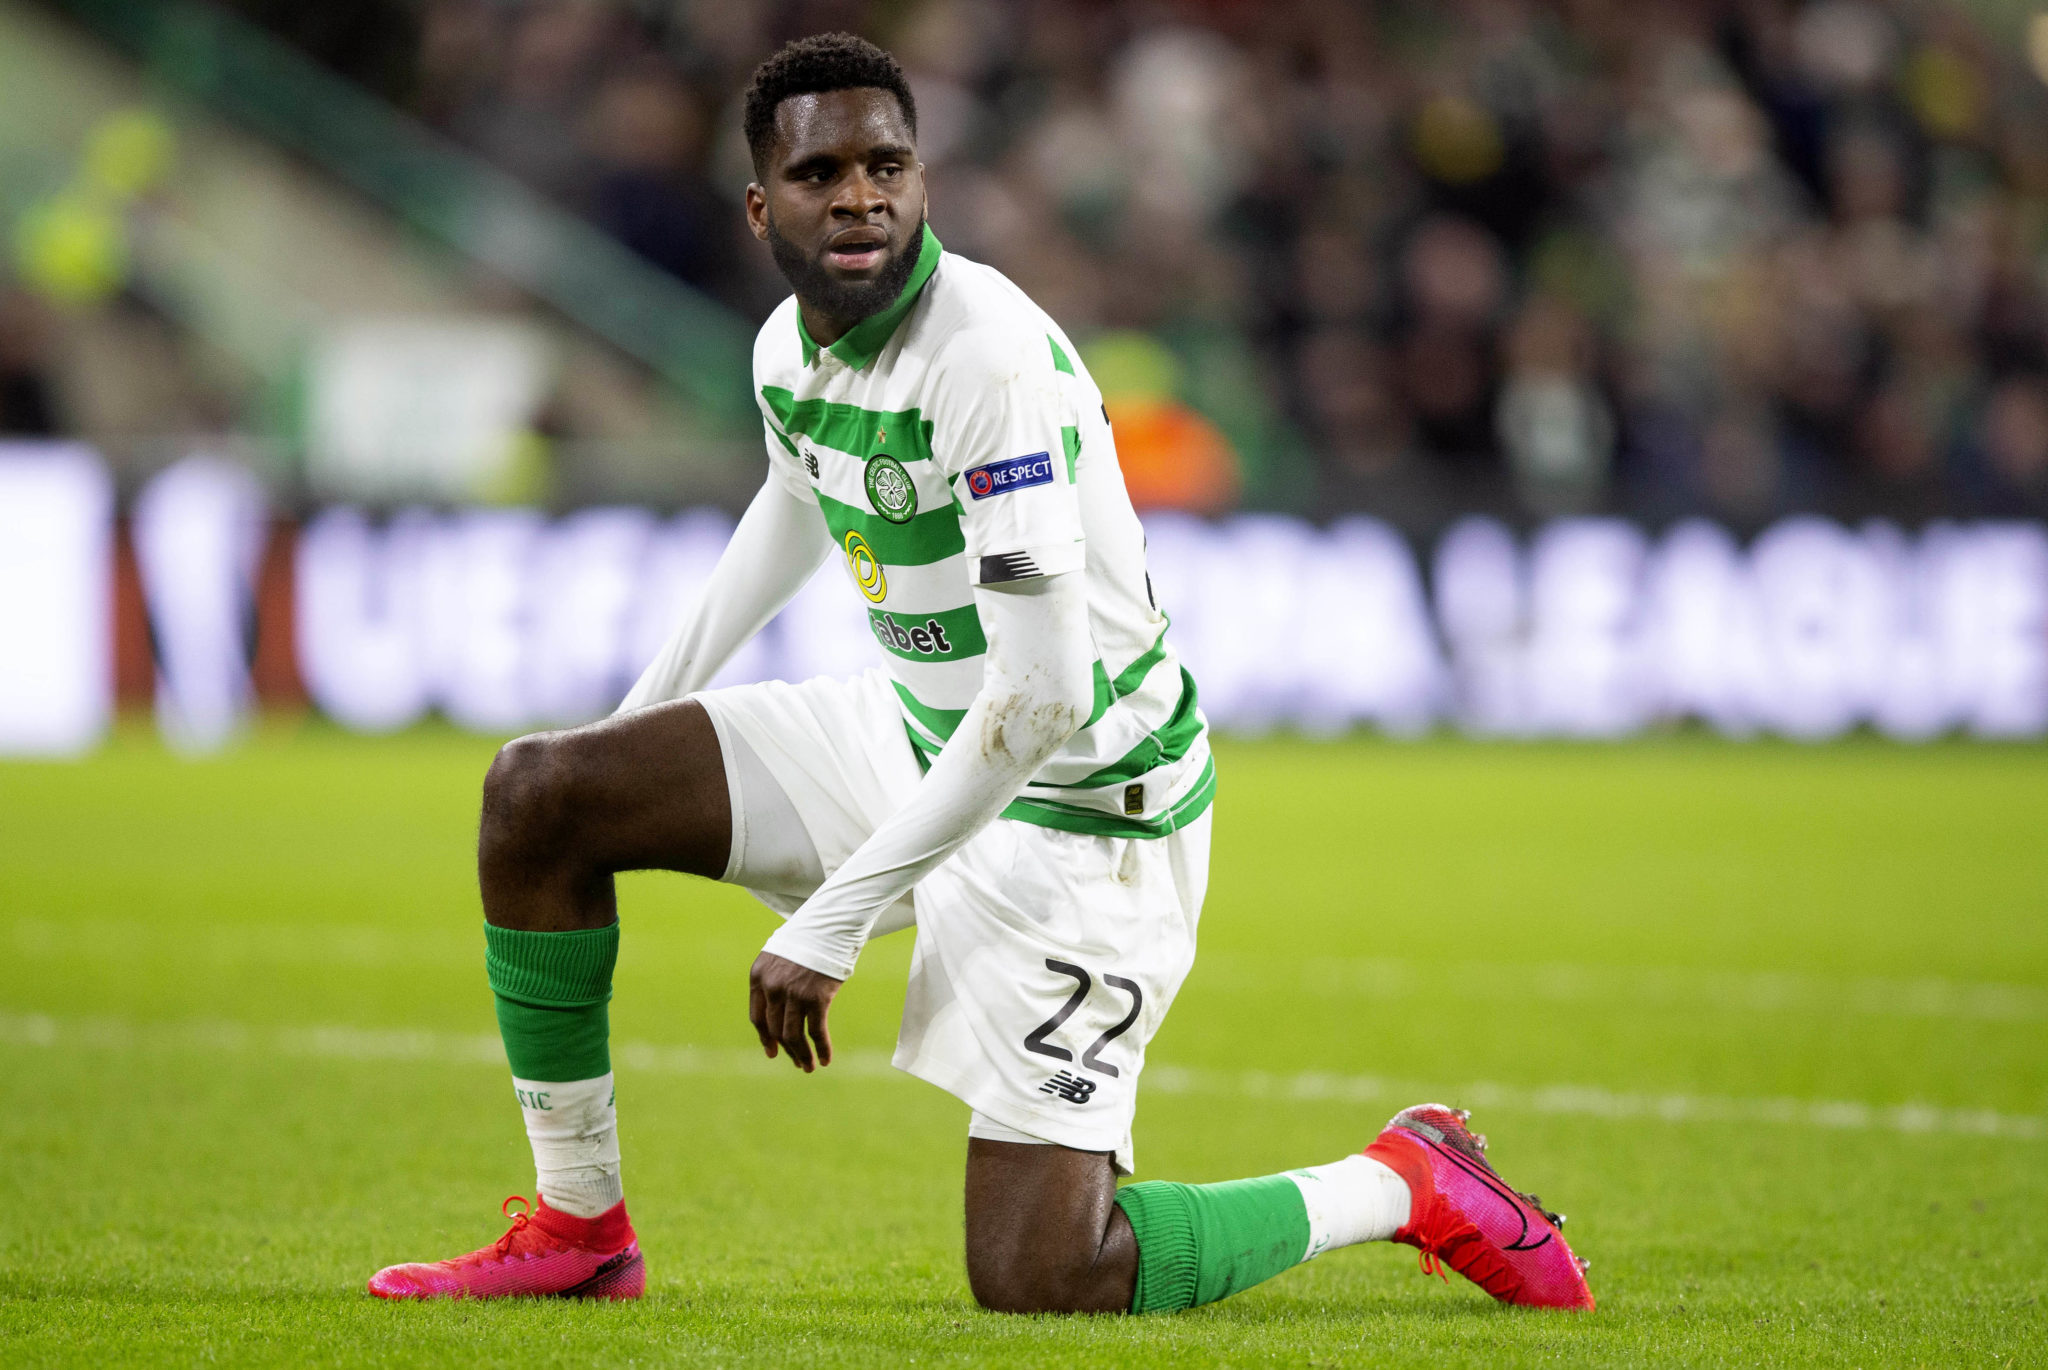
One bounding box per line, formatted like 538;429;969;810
1084;331;1241;515
1392;215;1509;468
233;0;2048;527
0;288;61;437
1299;327;1412;507
448;0;618;204
1965;373;2048;514
583;57;742;309
1497;294;1614;515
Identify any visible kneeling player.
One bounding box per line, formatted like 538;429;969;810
367;34;1592;1315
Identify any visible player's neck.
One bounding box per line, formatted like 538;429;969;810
796;299;861;348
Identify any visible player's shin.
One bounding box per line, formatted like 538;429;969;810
484;923;625;1218
512;1074;622;1217
1286;1153;1412;1257
1113;1156;1409;1313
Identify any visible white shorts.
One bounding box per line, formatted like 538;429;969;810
695;668;1211;1173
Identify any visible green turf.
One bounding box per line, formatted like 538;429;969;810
3;723;2044;1366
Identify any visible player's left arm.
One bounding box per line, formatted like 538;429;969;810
748;571;1093;1069
748;328;1092;1071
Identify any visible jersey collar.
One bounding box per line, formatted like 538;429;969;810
797;224;943;371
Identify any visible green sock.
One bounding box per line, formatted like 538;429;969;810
483;923;618;1080
1114;1176;1312;1313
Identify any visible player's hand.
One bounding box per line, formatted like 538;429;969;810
748;952;841;1072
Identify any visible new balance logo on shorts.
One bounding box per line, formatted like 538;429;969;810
965;452;1054;499
1038;1071;1097;1104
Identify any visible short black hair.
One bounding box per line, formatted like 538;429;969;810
742;33;917;175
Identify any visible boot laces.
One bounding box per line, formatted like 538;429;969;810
1410;1194;1523;1300
481;1195;533;1262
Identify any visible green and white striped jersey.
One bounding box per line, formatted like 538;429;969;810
752;226;1212;838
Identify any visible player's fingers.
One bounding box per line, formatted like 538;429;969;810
806;997;833;1068
776;994;813;1072
767;986;798;1067
749;978;776;1058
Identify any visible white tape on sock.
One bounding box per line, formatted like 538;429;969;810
1288;1153;1412;1259
512;1072;623;1219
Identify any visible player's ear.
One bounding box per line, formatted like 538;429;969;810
744;183;770;242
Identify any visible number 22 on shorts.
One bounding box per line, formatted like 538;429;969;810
1022;959;1143;1078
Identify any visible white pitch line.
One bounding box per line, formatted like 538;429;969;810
4;1010;2040;1143
1139;1066;2047;1141
1291;958;2048;1024
15;919;2046;1024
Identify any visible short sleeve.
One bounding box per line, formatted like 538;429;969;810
934;333;1086;585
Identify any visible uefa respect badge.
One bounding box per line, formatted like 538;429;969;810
964;452;1054;500
864;454;918;523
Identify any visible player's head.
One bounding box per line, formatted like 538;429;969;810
742;33;927;327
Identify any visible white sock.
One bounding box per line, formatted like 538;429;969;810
1287;1154;1412;1259
512;1073;623;1219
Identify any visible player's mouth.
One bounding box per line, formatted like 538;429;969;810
824;230;890;273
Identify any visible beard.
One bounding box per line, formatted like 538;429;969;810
766;211;925;323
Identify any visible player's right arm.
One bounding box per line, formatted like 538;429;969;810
615;420;832;713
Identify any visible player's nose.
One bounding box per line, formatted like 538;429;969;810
831;169;888;218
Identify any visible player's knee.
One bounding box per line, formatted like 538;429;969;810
480;731;583;864
966;1242;1101;1315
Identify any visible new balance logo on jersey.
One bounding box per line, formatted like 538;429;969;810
871;613;955;656
965;452;1054;499
1039;1071;1097;1105
803;449;820;479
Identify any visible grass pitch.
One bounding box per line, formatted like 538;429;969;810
3;724;2044;1366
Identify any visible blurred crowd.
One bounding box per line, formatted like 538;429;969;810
21;0;2048;527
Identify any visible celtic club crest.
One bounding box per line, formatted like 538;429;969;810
864;454;918;523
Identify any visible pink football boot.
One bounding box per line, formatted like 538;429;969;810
367;1195;644;1300
1364;1103;1595;1310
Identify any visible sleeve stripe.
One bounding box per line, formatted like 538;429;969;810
974;540;1086;585
977;552;1041;583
